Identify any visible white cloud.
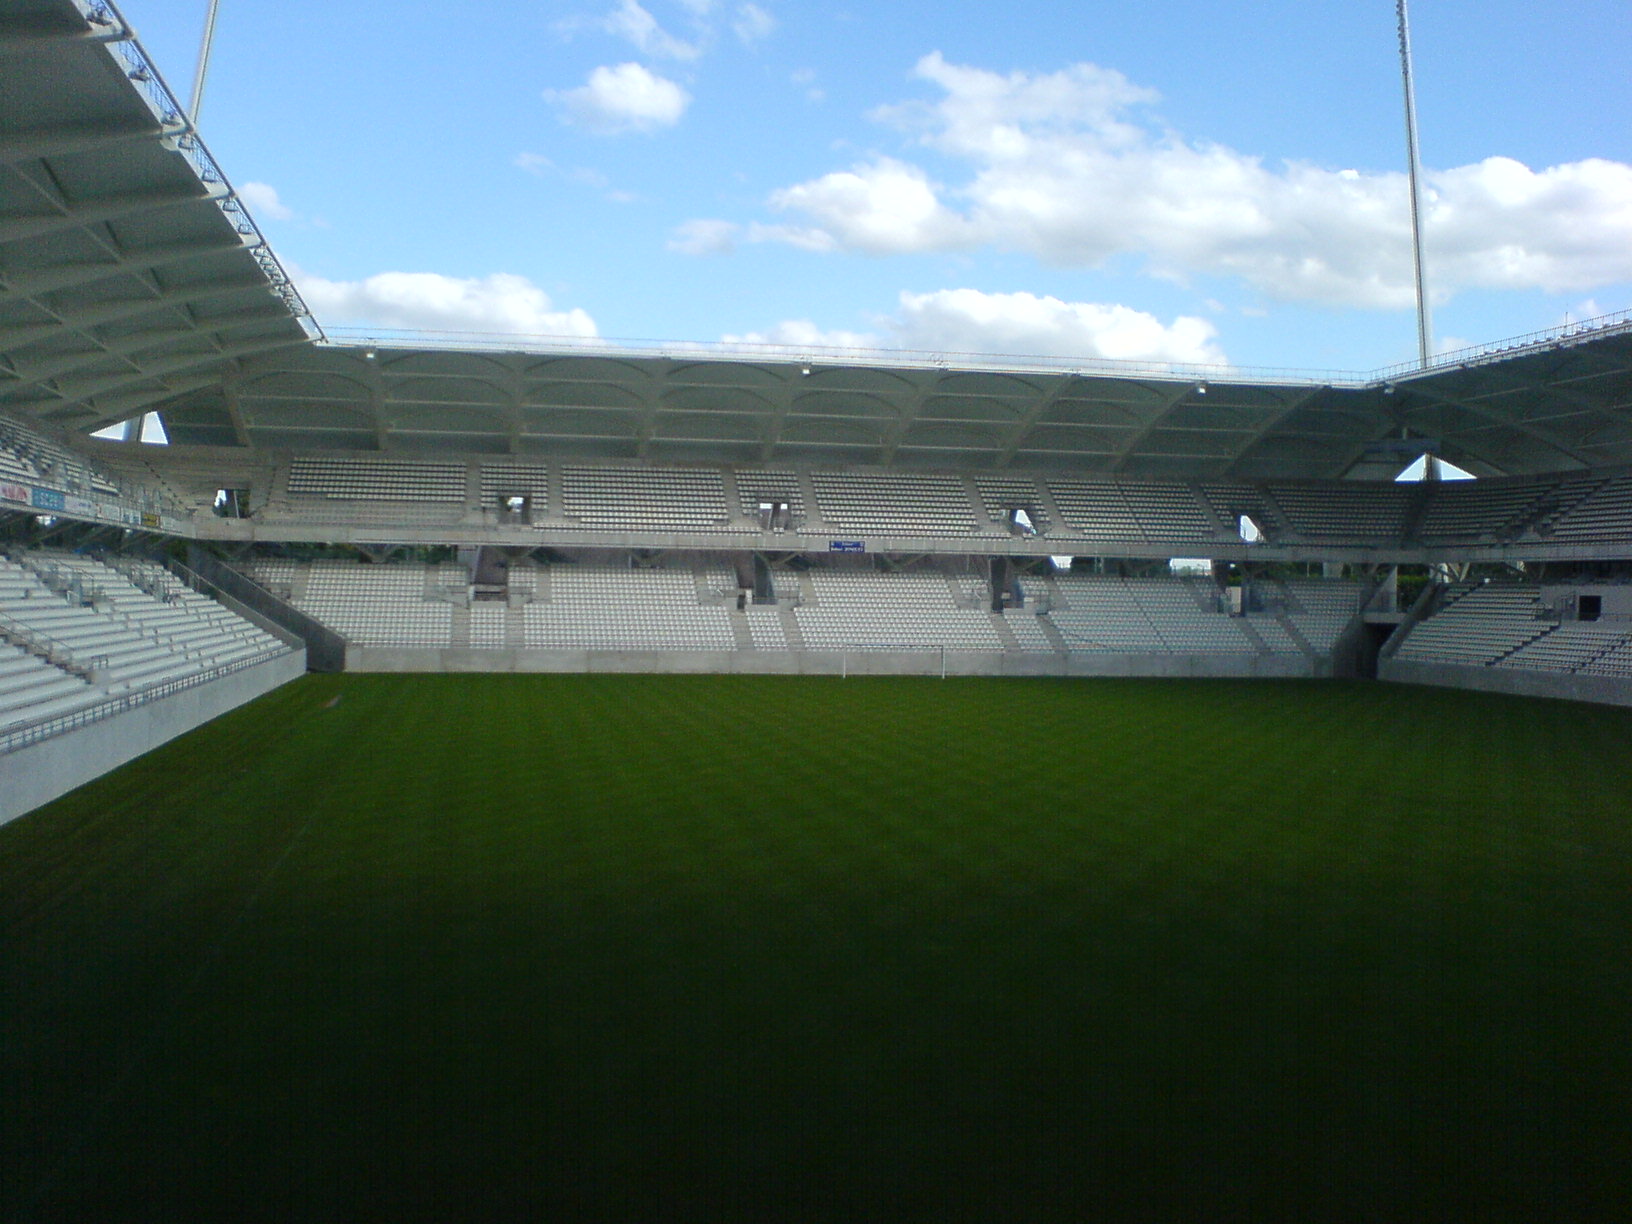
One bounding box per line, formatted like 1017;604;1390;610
753;53;1632;309
602;0;703;60
668;218;740;255
1425;157;1632;295
732;3;775;45
728;290;1225;365
721;318;879;349
767;157;976;256
295;270;598;336
238;180;294;222
546;62;691;134
888;289;1226;364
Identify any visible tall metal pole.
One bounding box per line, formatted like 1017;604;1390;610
188;0;223;126
1397;0;1433;368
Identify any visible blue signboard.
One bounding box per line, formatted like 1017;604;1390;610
30;487;66;511
828;540;865;553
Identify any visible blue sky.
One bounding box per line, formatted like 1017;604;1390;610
123;0;1631;373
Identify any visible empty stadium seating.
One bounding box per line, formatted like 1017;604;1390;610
1392;582;1553;667
232;553;1367;667
795;570;1002;650
0;552;292;732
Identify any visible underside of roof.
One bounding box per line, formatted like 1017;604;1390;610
0;0;315;437
2;0;1630;481
144;327;1632;481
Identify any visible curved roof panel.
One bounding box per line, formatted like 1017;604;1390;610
1;1;1629;481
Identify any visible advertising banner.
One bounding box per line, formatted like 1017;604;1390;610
829;540;865;553
30;487;66;511
0;482;27;504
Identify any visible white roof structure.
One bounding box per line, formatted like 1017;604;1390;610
4;0;1632;482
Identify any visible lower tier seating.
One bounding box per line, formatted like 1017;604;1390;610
0;551;292;732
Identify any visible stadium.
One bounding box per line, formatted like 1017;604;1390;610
4;1;1631;1219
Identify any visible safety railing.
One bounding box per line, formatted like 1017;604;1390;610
1374;308;1632;383
319;327;1365;388
0;647;293;756
72;0;320;337
319;308;1632;391
0;610;108;678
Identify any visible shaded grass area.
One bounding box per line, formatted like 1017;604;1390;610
3;674;1631;1221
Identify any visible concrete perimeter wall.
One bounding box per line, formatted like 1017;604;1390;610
1381;657;1632;708
1;650;306;826
347;646;1318;680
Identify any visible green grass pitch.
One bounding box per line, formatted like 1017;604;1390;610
4;673;1631;1221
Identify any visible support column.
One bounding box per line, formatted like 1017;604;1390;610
752;553;776;605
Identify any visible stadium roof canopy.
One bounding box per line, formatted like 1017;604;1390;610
3;0;1631;481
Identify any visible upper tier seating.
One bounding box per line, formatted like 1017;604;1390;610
286;457;467;502
1266;483;1414;540
1045;480;1143;541
1545;474;1632;542
0;414;122;499
1415;479;1549;542
561;465;730;530
736;470;806;530
808;471;977;535
974;475;1050;534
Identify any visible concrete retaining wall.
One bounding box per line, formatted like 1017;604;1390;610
1;650;307;826
1380;657;1632;708
347;646;1318;680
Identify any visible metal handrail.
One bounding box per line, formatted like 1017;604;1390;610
1374;308;1632;383
0;646;295;756
319;327;1367;387
320;308;1632;390
0;610;108;677
72;0;320;338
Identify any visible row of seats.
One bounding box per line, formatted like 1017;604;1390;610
37;434;1632;553
1394;580;1632;676
525;564;737;650
796;570;1000;650
1394;583;1555;667
236;556;1384;660
250;458;1632;547
0;415;122;499
0;552;290;731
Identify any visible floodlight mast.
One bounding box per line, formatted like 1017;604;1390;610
1397;0;1433;369
188;0;223;125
